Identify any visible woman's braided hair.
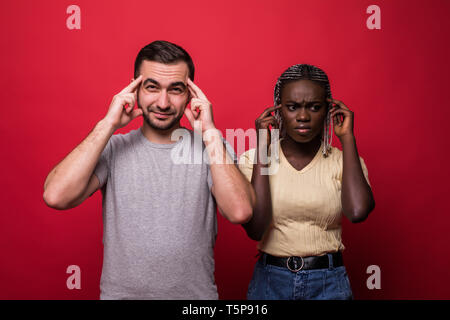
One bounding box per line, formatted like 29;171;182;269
274;64;333;157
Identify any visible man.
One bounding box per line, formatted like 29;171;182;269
43;40;256;299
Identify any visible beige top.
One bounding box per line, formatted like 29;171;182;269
238;141;370;257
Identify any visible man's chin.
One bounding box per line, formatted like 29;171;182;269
144;114;180;131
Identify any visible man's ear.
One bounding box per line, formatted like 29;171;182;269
182;93;191;115
136;90;142;110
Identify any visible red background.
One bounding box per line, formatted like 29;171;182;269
1;0;449;299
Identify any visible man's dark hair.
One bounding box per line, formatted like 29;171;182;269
134;40;195;80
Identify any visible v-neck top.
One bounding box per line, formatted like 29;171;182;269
238;141;371;257
279;140;324;174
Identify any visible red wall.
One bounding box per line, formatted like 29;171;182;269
1;0;449;299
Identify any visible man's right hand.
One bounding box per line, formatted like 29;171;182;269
103;75;143;130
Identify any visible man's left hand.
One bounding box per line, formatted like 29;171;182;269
184;78;215;134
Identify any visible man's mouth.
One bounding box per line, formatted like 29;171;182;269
151;111;173;120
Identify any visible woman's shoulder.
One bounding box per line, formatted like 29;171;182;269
238;143;278;165
325;145;369;172
328;145;343;160
239;148;257;165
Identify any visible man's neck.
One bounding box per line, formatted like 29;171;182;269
140;121;183;144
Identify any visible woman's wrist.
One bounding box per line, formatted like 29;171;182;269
339;133;356;147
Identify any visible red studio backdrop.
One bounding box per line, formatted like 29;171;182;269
1;0;449;300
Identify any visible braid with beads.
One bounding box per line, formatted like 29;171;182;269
273;64;333;157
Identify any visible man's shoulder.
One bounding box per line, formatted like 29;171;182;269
109;128;140;145
104;128;141;156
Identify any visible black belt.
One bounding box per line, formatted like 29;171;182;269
261;251;343;272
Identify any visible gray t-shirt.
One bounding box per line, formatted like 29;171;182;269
94;127;219;299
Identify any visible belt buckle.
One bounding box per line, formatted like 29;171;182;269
287;256;304;272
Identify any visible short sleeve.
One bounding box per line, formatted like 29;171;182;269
360;157;371;187
207;164;213;191
94;137;113;189
238;149;256;183
336;152;371;188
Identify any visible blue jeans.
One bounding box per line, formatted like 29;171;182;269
247;253;353;300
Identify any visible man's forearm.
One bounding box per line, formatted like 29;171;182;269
43;119;115;208
203;129;255;224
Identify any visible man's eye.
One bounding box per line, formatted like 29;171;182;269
287;105;296;111
171;88;183;93
146;85;158;90
311;104;321;111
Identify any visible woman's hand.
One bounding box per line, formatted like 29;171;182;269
327;98;354;140
255;105;282;146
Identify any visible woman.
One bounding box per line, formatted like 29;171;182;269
238;64;375;300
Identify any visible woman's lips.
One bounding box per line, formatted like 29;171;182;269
295;128;311;134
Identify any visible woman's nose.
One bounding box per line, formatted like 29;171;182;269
296;108;310;121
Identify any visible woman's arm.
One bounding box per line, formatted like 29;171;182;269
340;135;375;222
328;98;375;223
242;105;281;240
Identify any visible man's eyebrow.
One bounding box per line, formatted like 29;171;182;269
168;81;187;89
143;78;160;86
142;79;186;89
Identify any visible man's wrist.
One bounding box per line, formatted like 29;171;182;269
98;118;117;135
202;126;221;145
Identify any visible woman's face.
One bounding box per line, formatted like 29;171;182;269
280;79;328;143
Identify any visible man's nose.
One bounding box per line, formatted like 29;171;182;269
156;91;170;110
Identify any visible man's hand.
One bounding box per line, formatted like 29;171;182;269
184;78;215;134
104;75;143;130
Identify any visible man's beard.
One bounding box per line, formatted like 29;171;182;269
139;103;184;131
